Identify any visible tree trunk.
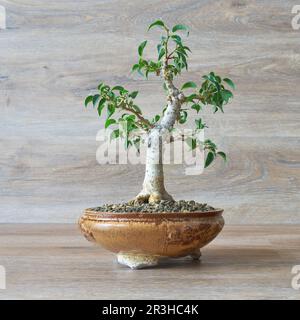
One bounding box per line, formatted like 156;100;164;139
134;128;173;204
133;61;185;204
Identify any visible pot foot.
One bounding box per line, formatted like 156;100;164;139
117;253;159;269
189;249;202;260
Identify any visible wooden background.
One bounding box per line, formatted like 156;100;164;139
0;0;299;223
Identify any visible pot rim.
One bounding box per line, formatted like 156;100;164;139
81;208;224;222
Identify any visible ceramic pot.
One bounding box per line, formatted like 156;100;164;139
79;208;224;269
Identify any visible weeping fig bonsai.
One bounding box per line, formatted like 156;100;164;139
80;20;235;269
84;20;235;205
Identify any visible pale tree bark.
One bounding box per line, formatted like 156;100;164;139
134;61;185;204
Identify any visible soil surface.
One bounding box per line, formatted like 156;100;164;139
92;200;215;213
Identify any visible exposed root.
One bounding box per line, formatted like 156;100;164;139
130;191;174;205
128;194;149;205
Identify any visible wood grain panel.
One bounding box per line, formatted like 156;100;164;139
0;0;299;222
0;224;299;299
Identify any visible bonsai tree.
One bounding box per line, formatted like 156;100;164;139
85;20;235;205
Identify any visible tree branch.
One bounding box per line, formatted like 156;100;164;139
159;37;185;129
122;105;153;129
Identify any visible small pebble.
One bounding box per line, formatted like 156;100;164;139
93;200;215;213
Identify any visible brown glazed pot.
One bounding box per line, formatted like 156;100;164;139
79;208;224;269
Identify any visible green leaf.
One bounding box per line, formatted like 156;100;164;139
157;44;162;54
97;98;106;116
112;86;125;92
171;34;182;45
223;78;235;89
131;64;139;73
100;85;110;93
172;24;189;35
186;137;197;150
97;83;103;90
195;118;206;129
181;81;197;90
191;104;201;113
205;139;217;150
92;94;100;107
152;114;160;123
158;47;166;60
124;139;132;149
84;95;93;107
129;91;138;99
221;89;233;103
176;46;188;56
107;90;116;100
138;40;147;56
217;151;227;162
212;92;223;107
177;52;188;70
179;110;188;124
148;20;165;31
162;105;168;115
205;152;215;168
215;76;221;83
186;93;198;102
105;118;116;129
203;74;219;87
123;114;136;122
110;129;120;140
107;104;115;118
183;46;192;53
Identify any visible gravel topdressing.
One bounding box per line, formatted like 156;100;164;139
92;200;215;213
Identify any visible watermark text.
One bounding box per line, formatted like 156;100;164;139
292;5;300;30
0;265;6;290
291;265;300;290
96;126;206;175
0;5;6;29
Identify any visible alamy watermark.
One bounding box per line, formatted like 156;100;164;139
292;5;300;30
291;265;300;290
96;126;206;175
0;5;6;29
0;265;6;290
